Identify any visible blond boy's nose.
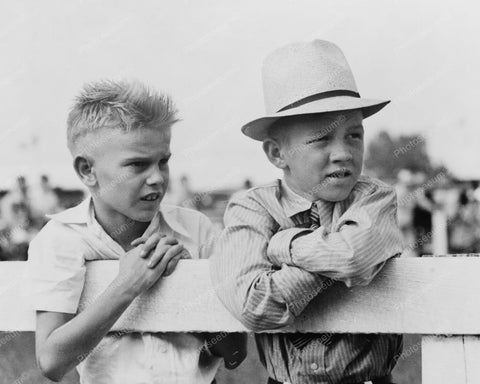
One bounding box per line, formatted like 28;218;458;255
146;166;164;185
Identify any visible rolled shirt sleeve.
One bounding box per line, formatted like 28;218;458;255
28;221;86;314
210;192;329;331
266;227;310;266
267;184;404;287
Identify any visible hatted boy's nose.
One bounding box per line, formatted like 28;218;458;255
330;143;353;163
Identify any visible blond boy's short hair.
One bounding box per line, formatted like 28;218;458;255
67;79;179;155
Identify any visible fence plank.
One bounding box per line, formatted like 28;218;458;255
1;257;480;333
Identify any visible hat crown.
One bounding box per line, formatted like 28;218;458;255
262;40;358;114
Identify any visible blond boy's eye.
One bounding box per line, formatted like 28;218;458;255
127;161;149;169
159;158;170;166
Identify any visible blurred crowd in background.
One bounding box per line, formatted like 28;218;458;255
0;175;61;261
1;167;479;261
394;169;480;256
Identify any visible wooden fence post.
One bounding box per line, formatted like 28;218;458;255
422;335;480;384
432;209;448;255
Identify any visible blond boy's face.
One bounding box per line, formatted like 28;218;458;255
88;127;171;224
278;110;364;202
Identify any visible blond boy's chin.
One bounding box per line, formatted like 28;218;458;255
131;202;163;223
132;211;158;223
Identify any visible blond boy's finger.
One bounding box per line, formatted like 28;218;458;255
180;249;192;259
132;232;167;247
140;233;162;257
158;236;179;246
162;245;187;276
142;213;162;238
131;237;145;246
147;244;171;268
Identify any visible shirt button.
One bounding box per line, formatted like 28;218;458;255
310;362;318;370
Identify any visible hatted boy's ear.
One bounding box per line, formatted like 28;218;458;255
73;155;97;187
262;139;288;170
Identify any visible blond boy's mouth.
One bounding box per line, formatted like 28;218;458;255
140;192;161;201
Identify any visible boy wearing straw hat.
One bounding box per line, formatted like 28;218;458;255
211;40;404;384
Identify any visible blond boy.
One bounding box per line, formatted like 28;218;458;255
28;80;245;383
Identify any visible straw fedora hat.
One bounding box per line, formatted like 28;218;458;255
241;39;390;141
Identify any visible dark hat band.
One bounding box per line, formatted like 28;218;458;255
277;89;361;112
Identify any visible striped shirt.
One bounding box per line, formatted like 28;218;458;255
210;175;404;384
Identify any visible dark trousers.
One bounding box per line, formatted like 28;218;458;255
267;375;395;384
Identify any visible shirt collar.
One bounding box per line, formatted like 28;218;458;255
280;179;313;218
159;204;192;239
47;197;191;240
280;179;335;219
46;198;91;224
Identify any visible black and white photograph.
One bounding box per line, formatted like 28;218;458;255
1;1;479;383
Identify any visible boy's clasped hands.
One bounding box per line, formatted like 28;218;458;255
119;232;190;294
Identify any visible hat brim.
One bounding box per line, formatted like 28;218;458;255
241;96;390;141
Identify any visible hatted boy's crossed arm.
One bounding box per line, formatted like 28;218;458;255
266;186;404;287
211;194;332;332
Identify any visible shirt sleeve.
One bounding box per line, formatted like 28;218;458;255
210;192;330;331
267;185;404;287
28;221;86;314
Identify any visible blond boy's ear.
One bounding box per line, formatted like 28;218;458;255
73;155;97;187
262;139;288;170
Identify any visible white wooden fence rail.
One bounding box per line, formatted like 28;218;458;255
1;258;479;383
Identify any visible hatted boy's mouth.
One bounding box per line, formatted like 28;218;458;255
140;192;161;201
326;169;352;179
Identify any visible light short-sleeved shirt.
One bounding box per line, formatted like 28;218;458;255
28;198;221;384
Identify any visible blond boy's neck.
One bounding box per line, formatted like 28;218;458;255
91;200;150;251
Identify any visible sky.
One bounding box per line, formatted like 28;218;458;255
0;0;479;190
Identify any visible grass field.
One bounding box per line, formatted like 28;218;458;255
0;332;420;383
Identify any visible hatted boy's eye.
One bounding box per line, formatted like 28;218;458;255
306;135;328;145
348;129;364;140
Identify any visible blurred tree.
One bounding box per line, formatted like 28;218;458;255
364;131;447;181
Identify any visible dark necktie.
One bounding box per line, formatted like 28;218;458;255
288;203;334;350
309;202;320;230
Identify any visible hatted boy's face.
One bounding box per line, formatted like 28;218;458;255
88;127;171;224
276;110;364;202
